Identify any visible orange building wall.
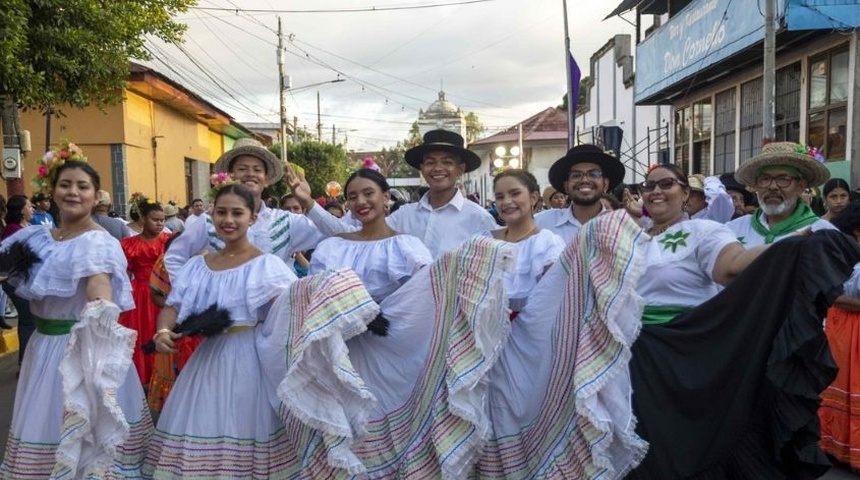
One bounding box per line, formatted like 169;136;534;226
17;105;125;198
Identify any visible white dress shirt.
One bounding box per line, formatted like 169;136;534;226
534;206;607;245
306;190;497;259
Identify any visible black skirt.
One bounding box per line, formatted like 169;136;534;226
627;230;860;479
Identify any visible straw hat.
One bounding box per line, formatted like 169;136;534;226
95;190;112;207
214;138;283;183
687;175;705;193
735;142;830;187
542;186;563;205
163;204;179;217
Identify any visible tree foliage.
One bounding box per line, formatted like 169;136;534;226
557;76;591;113
266;141;348;200
465;111;485;144
1;0;194;111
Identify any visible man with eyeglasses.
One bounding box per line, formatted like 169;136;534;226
726;142;835;247
535;144;626;243
292;129;496;258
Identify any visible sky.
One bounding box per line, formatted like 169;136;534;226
143;0;635;151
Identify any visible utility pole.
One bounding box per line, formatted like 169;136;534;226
317;91;322;142
517;123;524;169
762;0;776;142
332;124;336;144
562;0;575;149
277;17;289;164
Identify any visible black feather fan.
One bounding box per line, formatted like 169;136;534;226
367;313;389;337
0;241;42;282
142;305;233;354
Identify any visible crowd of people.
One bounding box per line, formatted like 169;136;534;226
0;131;858;479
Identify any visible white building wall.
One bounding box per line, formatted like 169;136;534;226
576;35;671;185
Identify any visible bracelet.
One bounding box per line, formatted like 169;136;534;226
153;328;173;341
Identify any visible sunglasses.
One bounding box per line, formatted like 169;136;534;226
640;178;686;192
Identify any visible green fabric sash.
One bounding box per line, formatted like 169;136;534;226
35;319;76;335
642;305;693;325
750;201;819;244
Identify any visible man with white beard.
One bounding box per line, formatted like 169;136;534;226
727;142;835;247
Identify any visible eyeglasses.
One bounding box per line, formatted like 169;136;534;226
640;178;686;192
568;169;603;181
755;175;799;188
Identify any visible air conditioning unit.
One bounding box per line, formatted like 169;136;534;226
3;148;22;179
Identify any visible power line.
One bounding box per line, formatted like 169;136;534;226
191;0;500;14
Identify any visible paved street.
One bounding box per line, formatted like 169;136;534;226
0;349;856;478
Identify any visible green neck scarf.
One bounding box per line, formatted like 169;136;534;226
751;201;819;244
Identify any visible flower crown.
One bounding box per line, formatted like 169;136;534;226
32;140;88;193
205;172;239;200
127;192;156;215
796;143;825;163
362;157;381;172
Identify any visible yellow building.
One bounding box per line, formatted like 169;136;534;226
15;63;261;216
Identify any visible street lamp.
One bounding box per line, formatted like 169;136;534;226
286;76;345;93
493;145;521;169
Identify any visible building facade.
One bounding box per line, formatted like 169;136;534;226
16;63;255;215
470;107;569;202
576;34;672;184
619;0;860;185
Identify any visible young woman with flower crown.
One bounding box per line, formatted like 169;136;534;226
307;166;432;303
144;180;299;478
0;141;153;478
119;197;169;386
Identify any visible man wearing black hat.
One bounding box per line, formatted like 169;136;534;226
295;129;496;258
534;144;625;244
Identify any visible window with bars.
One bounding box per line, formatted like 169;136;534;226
739;78;763;165
713;88;736;174
674;106;691;174
775;63;801;143
692;99;712;175
808;46;849;161
185;159;194;206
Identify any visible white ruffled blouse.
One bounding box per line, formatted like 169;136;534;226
308;234;432;303
167;253;297;327
1;226;134;319
479;229;565;310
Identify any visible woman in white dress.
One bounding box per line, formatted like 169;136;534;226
0;148;152;478
308;167;432;305
480;169;564;316
145;183;298;479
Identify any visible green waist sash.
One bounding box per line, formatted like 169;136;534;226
642;305;693;325
35;318;76;335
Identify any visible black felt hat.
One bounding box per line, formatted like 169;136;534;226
547;144;625;193
404;129;481;173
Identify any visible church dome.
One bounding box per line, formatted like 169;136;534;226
425;91;459;116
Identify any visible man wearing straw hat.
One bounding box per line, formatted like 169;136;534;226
726;142;835;248
164;137;324;277
290;129;496;259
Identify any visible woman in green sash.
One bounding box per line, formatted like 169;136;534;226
0;142;152;478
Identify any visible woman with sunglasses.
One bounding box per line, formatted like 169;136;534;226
624;163;860;478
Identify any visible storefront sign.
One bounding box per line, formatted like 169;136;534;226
635;0;777;103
